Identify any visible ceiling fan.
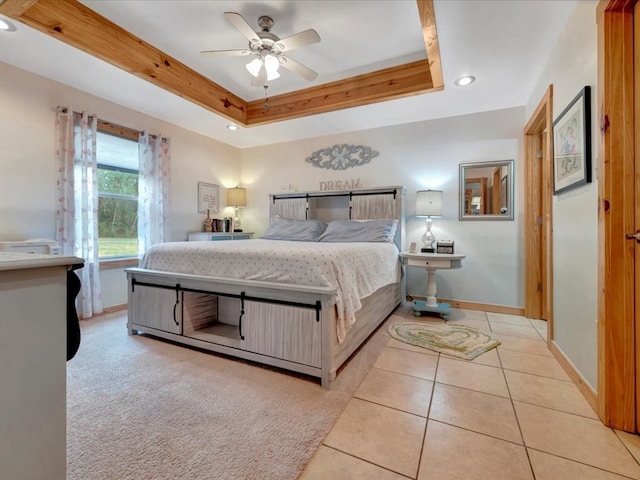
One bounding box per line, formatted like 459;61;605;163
201;12;321;87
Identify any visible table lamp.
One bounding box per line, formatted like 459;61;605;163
416;189;443;253
226;186;247;232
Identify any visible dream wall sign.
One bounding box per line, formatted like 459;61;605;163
319;179;362;191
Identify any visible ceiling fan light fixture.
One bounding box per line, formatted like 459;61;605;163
264;54;279;75
208;12;320;84
266;69;280;81
246;57;263;77
246;54;280;81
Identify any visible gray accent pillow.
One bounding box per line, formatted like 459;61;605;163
318;219;398;243
260;219;327;242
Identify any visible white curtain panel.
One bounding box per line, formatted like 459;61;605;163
138;132;171;254
54;107;103;318
351;193;397;219
271;197;307;220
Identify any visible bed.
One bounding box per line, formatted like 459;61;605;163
126;186;405;388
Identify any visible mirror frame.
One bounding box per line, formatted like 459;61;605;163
459;159;514;221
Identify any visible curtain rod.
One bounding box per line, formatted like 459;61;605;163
272;189;397;203
59;107;166;141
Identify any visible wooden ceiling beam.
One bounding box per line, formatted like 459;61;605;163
0;0;443;127
0;0;247;124
246;59;435;125
417;0;444;90
0;0;38;17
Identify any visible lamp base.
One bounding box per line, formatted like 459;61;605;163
233;207;242;231
421;217;436;254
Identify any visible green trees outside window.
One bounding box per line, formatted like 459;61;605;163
96;131;139;258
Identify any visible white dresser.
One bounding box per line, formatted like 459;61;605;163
0;239;61;255
0;252;83;480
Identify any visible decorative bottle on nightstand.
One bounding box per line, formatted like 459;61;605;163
203;210;213;232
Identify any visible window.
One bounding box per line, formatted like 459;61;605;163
96;130;139;259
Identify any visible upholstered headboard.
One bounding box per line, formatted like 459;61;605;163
269;186;405;250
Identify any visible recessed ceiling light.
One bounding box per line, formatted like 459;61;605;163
0;18;17;32
226;124;239;131
454;75;476;87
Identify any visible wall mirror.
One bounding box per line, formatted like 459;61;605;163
459;159;514;220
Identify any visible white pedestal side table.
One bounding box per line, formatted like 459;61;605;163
399;252;465;319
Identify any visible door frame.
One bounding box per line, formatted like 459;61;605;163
524;86;554;327
635;0;640;432
596;0;637;431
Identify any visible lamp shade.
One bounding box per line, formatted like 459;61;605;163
416;190;443;217
226;187;247;207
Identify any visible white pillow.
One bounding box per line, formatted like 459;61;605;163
261;219;327;242
318;219;398;243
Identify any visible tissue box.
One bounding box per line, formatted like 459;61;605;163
436;240;454;254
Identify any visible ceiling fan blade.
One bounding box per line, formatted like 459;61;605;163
279;56;318;81
224;12;260;44
275;29;320;52
200;49;251;58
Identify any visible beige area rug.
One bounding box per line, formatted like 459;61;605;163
388;322;501;360
67;310;393;480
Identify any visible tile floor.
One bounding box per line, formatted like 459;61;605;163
300;307;640;480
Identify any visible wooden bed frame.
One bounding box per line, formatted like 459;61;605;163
126;186;405;388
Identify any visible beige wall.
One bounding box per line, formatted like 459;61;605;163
0;56;528;310
0;61;242;307
4;5;596;320
525;0;598;389
240;107;525;308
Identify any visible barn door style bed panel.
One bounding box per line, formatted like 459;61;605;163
126;186;405;388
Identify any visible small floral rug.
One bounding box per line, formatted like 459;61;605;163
388;322;501;360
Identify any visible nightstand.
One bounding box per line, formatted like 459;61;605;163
188;232;254;241
399;251;465;319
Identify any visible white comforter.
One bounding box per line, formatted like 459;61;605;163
139;239;401;342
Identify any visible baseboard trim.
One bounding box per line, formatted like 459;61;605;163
410;296;524;316
102;304;127;315
548;339;598;415
80;303;127;320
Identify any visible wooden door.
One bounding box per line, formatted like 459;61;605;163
524;86;553;323
492;168;501;214
597;0;637;431
634;0;640;431
464;177;487;214
478;177;488;214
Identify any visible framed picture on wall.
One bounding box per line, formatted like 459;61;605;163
198;182;219;214
552;86;591;194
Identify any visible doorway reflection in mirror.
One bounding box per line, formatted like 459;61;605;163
459;159;514;221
